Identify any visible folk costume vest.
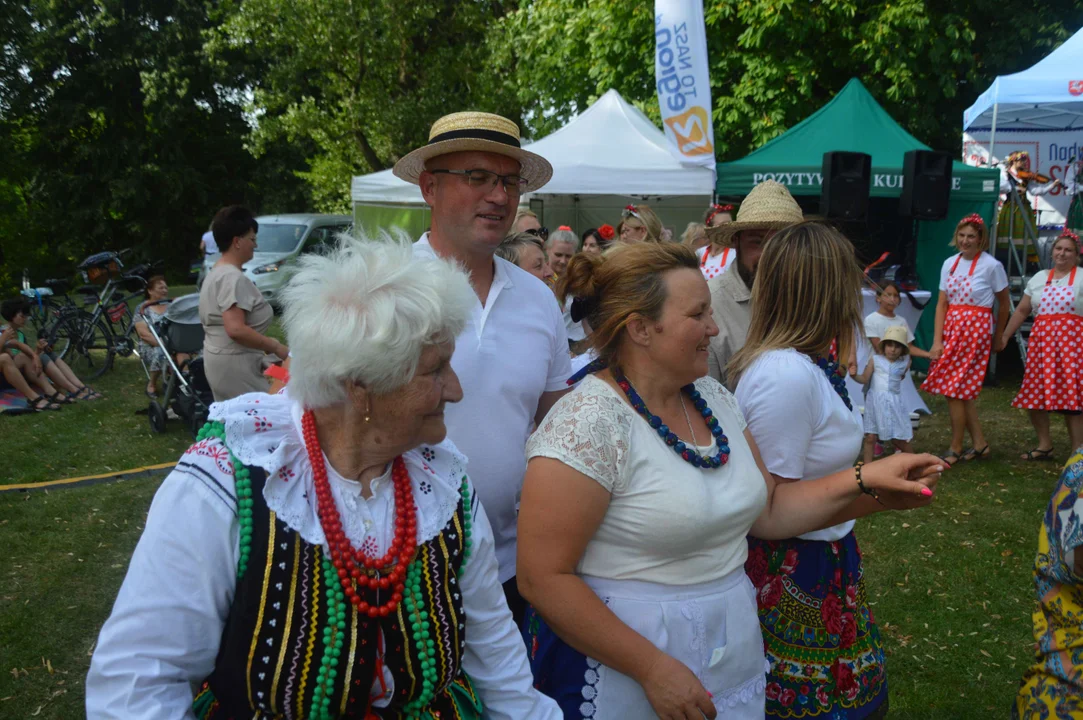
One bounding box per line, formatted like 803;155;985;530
192;445;483;720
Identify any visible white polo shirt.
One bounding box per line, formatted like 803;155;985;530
414;234;571;582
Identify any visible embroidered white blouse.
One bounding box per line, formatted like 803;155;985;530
85;391;560;720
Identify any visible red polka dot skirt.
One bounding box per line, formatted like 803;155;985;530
1012;314;1083;411
921;305;993;400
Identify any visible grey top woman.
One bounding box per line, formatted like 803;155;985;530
198;206;288;401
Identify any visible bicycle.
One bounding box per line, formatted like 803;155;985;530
18;269;96;361
47;251;156;379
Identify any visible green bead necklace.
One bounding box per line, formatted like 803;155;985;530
309;555;347;720
197;421;253;578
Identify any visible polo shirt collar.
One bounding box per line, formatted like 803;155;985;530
416;231;512;292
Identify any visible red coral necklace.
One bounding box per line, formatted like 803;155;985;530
301;409;416;617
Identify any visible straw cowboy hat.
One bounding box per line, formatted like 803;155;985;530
881;325;911;352
706;180;804;245
393;112;553;193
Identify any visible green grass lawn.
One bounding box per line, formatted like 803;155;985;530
0;365;1069;718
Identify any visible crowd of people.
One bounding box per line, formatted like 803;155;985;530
83;110;1083;720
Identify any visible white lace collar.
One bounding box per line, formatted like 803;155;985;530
208;391;468;547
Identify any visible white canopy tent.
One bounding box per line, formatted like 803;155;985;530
961;27;1083;239
963;26;1083;139
350;89;715;239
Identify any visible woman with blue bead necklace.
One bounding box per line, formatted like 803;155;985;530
729;222;940;719
517;241;943;720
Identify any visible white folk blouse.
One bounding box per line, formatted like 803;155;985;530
85;390;560;720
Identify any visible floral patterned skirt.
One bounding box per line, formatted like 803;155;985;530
745;532;888;719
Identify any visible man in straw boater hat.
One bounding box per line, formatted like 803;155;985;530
394;112;571;626
705;180;804;387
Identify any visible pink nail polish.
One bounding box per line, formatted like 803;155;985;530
921;487;933;497
707;691;714;699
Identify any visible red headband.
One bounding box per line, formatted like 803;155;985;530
960;213;985;227
705;203;735;225
1058;229;1081;252
557;225;572;232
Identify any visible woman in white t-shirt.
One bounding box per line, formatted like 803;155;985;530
728;222;942;720
1001;230;1083;459
921;214;1010;465
517;241;942;720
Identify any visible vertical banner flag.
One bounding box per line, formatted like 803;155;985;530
654;0;715;167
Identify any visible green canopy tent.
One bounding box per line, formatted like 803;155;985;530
716;78;1000;350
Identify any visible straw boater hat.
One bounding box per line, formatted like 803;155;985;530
881;325;910;353
393;112;553;193
706;180;804;246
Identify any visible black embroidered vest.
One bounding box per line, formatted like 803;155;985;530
193;466;482;719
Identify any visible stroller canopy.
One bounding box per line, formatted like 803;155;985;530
164;294;201;325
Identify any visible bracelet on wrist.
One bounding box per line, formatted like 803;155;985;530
855;461;884;506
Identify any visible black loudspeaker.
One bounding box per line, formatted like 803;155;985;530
900;150;952;220
820;152;871;221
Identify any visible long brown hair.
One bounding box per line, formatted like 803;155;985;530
728;221;864;382
558;242;699;370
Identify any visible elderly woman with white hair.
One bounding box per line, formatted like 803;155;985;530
86;238;561;720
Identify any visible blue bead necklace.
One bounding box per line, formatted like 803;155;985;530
612;369;730;469
814;355;852;411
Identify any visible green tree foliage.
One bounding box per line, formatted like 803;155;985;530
2;0;1081;291
494;0;1083;158
0;0;307;290
208;0;521;213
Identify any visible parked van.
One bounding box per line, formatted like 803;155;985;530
202;214;352;305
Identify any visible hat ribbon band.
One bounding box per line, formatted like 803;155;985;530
428;128;521;148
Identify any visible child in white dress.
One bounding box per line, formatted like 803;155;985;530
854;325;914;463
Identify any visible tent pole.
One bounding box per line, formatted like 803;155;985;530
987;91;1000;253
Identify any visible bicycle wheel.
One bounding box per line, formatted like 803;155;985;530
40;306;76;361
51;311;115;379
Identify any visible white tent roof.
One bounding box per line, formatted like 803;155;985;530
963;26;1083;131
350;89;715;204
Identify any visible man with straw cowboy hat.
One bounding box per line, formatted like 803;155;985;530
705;179;805;387
394;111;571;625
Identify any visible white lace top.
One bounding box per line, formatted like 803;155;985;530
526;374;767;585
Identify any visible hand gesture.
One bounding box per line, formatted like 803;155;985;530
861;452;944;510
36;338;50;352
929;342;944;361
639;652;717;720
994;335;1008;353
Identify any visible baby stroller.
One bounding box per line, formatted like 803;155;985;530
141;293;213;436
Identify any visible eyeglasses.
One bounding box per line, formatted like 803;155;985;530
524;227;549;241
429;168;527;195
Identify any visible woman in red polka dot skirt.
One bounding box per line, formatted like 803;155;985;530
1001;230;1083;459
922;215;1010;465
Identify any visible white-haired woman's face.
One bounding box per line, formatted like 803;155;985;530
369;341;462;449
